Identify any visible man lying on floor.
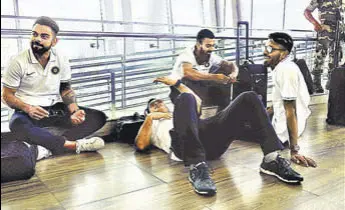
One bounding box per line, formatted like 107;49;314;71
135;76;304;196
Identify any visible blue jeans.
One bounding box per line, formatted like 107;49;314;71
9;103;106;154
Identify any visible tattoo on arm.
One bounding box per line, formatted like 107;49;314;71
60;82;77;105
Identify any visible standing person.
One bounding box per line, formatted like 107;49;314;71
304;0;343;92
1;16;106;157
171;29;238;110
264;32;317;168
135;76;304;197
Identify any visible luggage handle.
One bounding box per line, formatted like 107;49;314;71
236;21;249;66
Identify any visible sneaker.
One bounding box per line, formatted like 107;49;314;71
260;155;303;183
189;162;217;196
29;144;52;161
76;137;105;154
36;145;52;161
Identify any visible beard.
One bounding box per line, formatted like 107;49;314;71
196;48;211;64
31;41;51;56
263;54;280;69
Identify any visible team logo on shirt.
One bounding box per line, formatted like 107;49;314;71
51;66;60;75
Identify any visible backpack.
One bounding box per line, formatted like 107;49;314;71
1;137;37;183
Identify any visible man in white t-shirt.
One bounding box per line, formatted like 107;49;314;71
263;32;317;168
135;76;304;197
1;16;106;158
171;29;238;110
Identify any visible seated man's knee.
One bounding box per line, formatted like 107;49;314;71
176;93;197;106
96;110;107;126
238;91;258;101
178;92;195;101
85;108;107;128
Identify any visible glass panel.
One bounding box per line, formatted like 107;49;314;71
1;38;19;71
224;0;234;28
172;0;204;34
239;0;252;23
18;0;101;20
131;0;168;24
1;0;14;15
285;0;315;30
252;0;284;30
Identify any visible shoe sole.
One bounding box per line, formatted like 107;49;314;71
188;176;217;196
260;167;302;183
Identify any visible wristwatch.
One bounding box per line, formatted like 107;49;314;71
173;80;182;88
290;144;300;153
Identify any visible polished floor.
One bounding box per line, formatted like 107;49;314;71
1;103;344;210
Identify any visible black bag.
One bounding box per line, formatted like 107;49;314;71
326;66;345;126
103;112;145;144
1;138;37;183
292;48;314;95
233;21;268;107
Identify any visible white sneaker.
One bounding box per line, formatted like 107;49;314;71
76;137;105;154
36;145;52;161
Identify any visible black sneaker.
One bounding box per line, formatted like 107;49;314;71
189;162;217;196
260;155;303;183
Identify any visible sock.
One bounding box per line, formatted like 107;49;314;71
264;151;278;163
190;161;205;170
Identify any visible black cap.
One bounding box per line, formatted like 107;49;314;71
268;32;293;53
34;16;60;34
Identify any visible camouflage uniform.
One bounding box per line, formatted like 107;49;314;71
306;0;343;90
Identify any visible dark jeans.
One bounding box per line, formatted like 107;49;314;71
9;103;106;155
180;79;231;110
171;91;283;166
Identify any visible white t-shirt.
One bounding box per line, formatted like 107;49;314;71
171;45;223;79
271;58;311;143
151;118;182;161
2;48;71;107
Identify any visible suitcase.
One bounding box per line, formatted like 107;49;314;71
292;48;314;95
326;66;345;126
1;138;37;183
232;21;268;107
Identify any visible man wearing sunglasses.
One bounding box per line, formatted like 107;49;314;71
135;76;304;197
263;32;317;168
170;29;238;111
2;17;106;159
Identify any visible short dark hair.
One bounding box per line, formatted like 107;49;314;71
197;29;215;43
33;16;60;35
268;32;293;53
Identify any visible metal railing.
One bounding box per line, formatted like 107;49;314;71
1;28;317;128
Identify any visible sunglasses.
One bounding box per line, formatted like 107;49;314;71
48;109;65;117
262;45;286;53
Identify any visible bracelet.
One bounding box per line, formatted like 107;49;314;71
173;80;182;88
71;109;80;115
